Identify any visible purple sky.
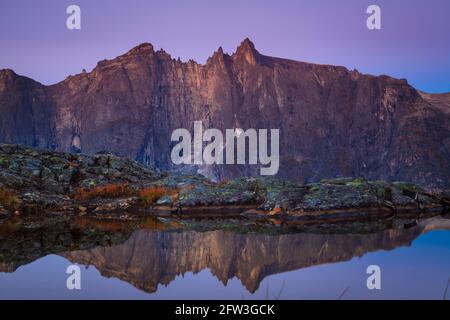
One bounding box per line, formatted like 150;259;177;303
0;0;449;93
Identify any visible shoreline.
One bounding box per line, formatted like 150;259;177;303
1;144;449;226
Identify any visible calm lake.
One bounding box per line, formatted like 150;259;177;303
1;215;450;300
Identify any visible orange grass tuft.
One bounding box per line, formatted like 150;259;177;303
74;183;132;200
216;179;230;187
138;187;177;206
0;188;21;211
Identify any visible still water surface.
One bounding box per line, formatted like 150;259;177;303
1;216;450;299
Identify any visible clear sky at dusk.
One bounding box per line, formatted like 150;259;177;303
0;0;449;93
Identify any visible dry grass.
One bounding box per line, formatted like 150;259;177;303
0;188;21;211
138;187;177;206
73;184;178;207
74;183;132;200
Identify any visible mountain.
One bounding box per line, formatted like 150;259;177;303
0;69;55;149
0;39;449;186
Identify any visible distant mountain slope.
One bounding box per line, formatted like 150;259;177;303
0;39;449;186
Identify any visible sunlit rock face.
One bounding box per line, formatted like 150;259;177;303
1;39;449;186
62;225;428;293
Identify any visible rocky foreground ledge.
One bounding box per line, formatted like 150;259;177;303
0;144;449;224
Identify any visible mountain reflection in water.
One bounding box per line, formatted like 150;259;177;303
1;215;450;298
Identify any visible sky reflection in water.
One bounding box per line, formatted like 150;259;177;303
0;218;450;300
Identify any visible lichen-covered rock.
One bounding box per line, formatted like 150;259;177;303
0;144;447;218
0;144;161;209
175;177;265;207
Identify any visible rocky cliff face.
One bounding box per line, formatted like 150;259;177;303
0;70;55;149
1;39;449;186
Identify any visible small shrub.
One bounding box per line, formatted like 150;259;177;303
74;183;131;200
216;179;230;187
0;188;21;211
138;187;176;206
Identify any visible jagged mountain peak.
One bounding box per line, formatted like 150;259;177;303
236;38;257;52
207;46;230;65
127;42;155;55
0;68;44;90
0;69;21;82
0;40;449;187
233;37;261;65
0;68;15;76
